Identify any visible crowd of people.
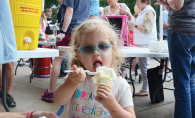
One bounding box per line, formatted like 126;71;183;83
1;0;194;118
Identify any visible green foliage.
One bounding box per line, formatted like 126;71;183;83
51;7;59;21
44;0;59;10
100;0;109;7
100;0;160;37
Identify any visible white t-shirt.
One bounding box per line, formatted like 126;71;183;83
67;75;134;118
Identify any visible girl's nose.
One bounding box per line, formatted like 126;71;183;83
93;50;100;57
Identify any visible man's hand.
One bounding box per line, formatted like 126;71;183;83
154;0;169;6
56;33;65;42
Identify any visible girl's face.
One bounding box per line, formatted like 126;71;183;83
136;0;147;10
76;28;113;72
107;0;118;5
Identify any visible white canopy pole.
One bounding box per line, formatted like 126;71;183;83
160;5;163;41
42;0;45;11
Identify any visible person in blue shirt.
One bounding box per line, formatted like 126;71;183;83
162;6;169;40
0;0;17;107
41;0;91;102
89;0;100;18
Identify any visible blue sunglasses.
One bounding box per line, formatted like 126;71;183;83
79;43;112;55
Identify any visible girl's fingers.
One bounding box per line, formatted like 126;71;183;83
97;87;110;97
97;92;107;100
72;65;77;70
79;67;84;74
98;86;110;93
69;66;82;77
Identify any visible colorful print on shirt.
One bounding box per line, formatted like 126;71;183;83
71;89;112;118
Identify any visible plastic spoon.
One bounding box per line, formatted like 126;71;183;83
64;70;100;75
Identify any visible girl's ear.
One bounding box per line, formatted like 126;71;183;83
76;52;81;60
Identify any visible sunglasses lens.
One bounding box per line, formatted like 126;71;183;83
82;45;93;54
98;43;109;52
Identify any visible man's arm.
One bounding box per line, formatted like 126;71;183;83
167;0;184;11
155;0;184;11
62;6;73;32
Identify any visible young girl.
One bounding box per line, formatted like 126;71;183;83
54;19;136;118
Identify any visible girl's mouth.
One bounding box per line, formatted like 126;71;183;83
93;61;102;72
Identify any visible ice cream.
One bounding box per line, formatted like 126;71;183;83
92;66;116;89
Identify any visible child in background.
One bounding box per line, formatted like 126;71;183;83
54;19;136;118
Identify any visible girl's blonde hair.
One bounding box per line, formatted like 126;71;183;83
69;19;123;75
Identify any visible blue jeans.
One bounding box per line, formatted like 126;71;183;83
168;32;195;118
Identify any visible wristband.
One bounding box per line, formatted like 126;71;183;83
60;30;66;34
27;111;34;118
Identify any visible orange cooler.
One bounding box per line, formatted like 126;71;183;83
9;0;42;50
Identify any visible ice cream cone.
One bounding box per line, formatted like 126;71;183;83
92;66;116;96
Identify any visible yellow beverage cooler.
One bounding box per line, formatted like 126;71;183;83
9;0;42;50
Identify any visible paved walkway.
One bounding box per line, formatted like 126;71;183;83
0;59;175;118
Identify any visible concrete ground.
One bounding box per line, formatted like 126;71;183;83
0;59;175;118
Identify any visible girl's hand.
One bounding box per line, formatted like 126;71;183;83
119;8;128;16
67;65;86;84
95;86;117;110
128;21;136;28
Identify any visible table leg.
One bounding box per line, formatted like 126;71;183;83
30;58;39;83
123;57;136;97
2;64;10;112
129;58;135;98
15;58;22;75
